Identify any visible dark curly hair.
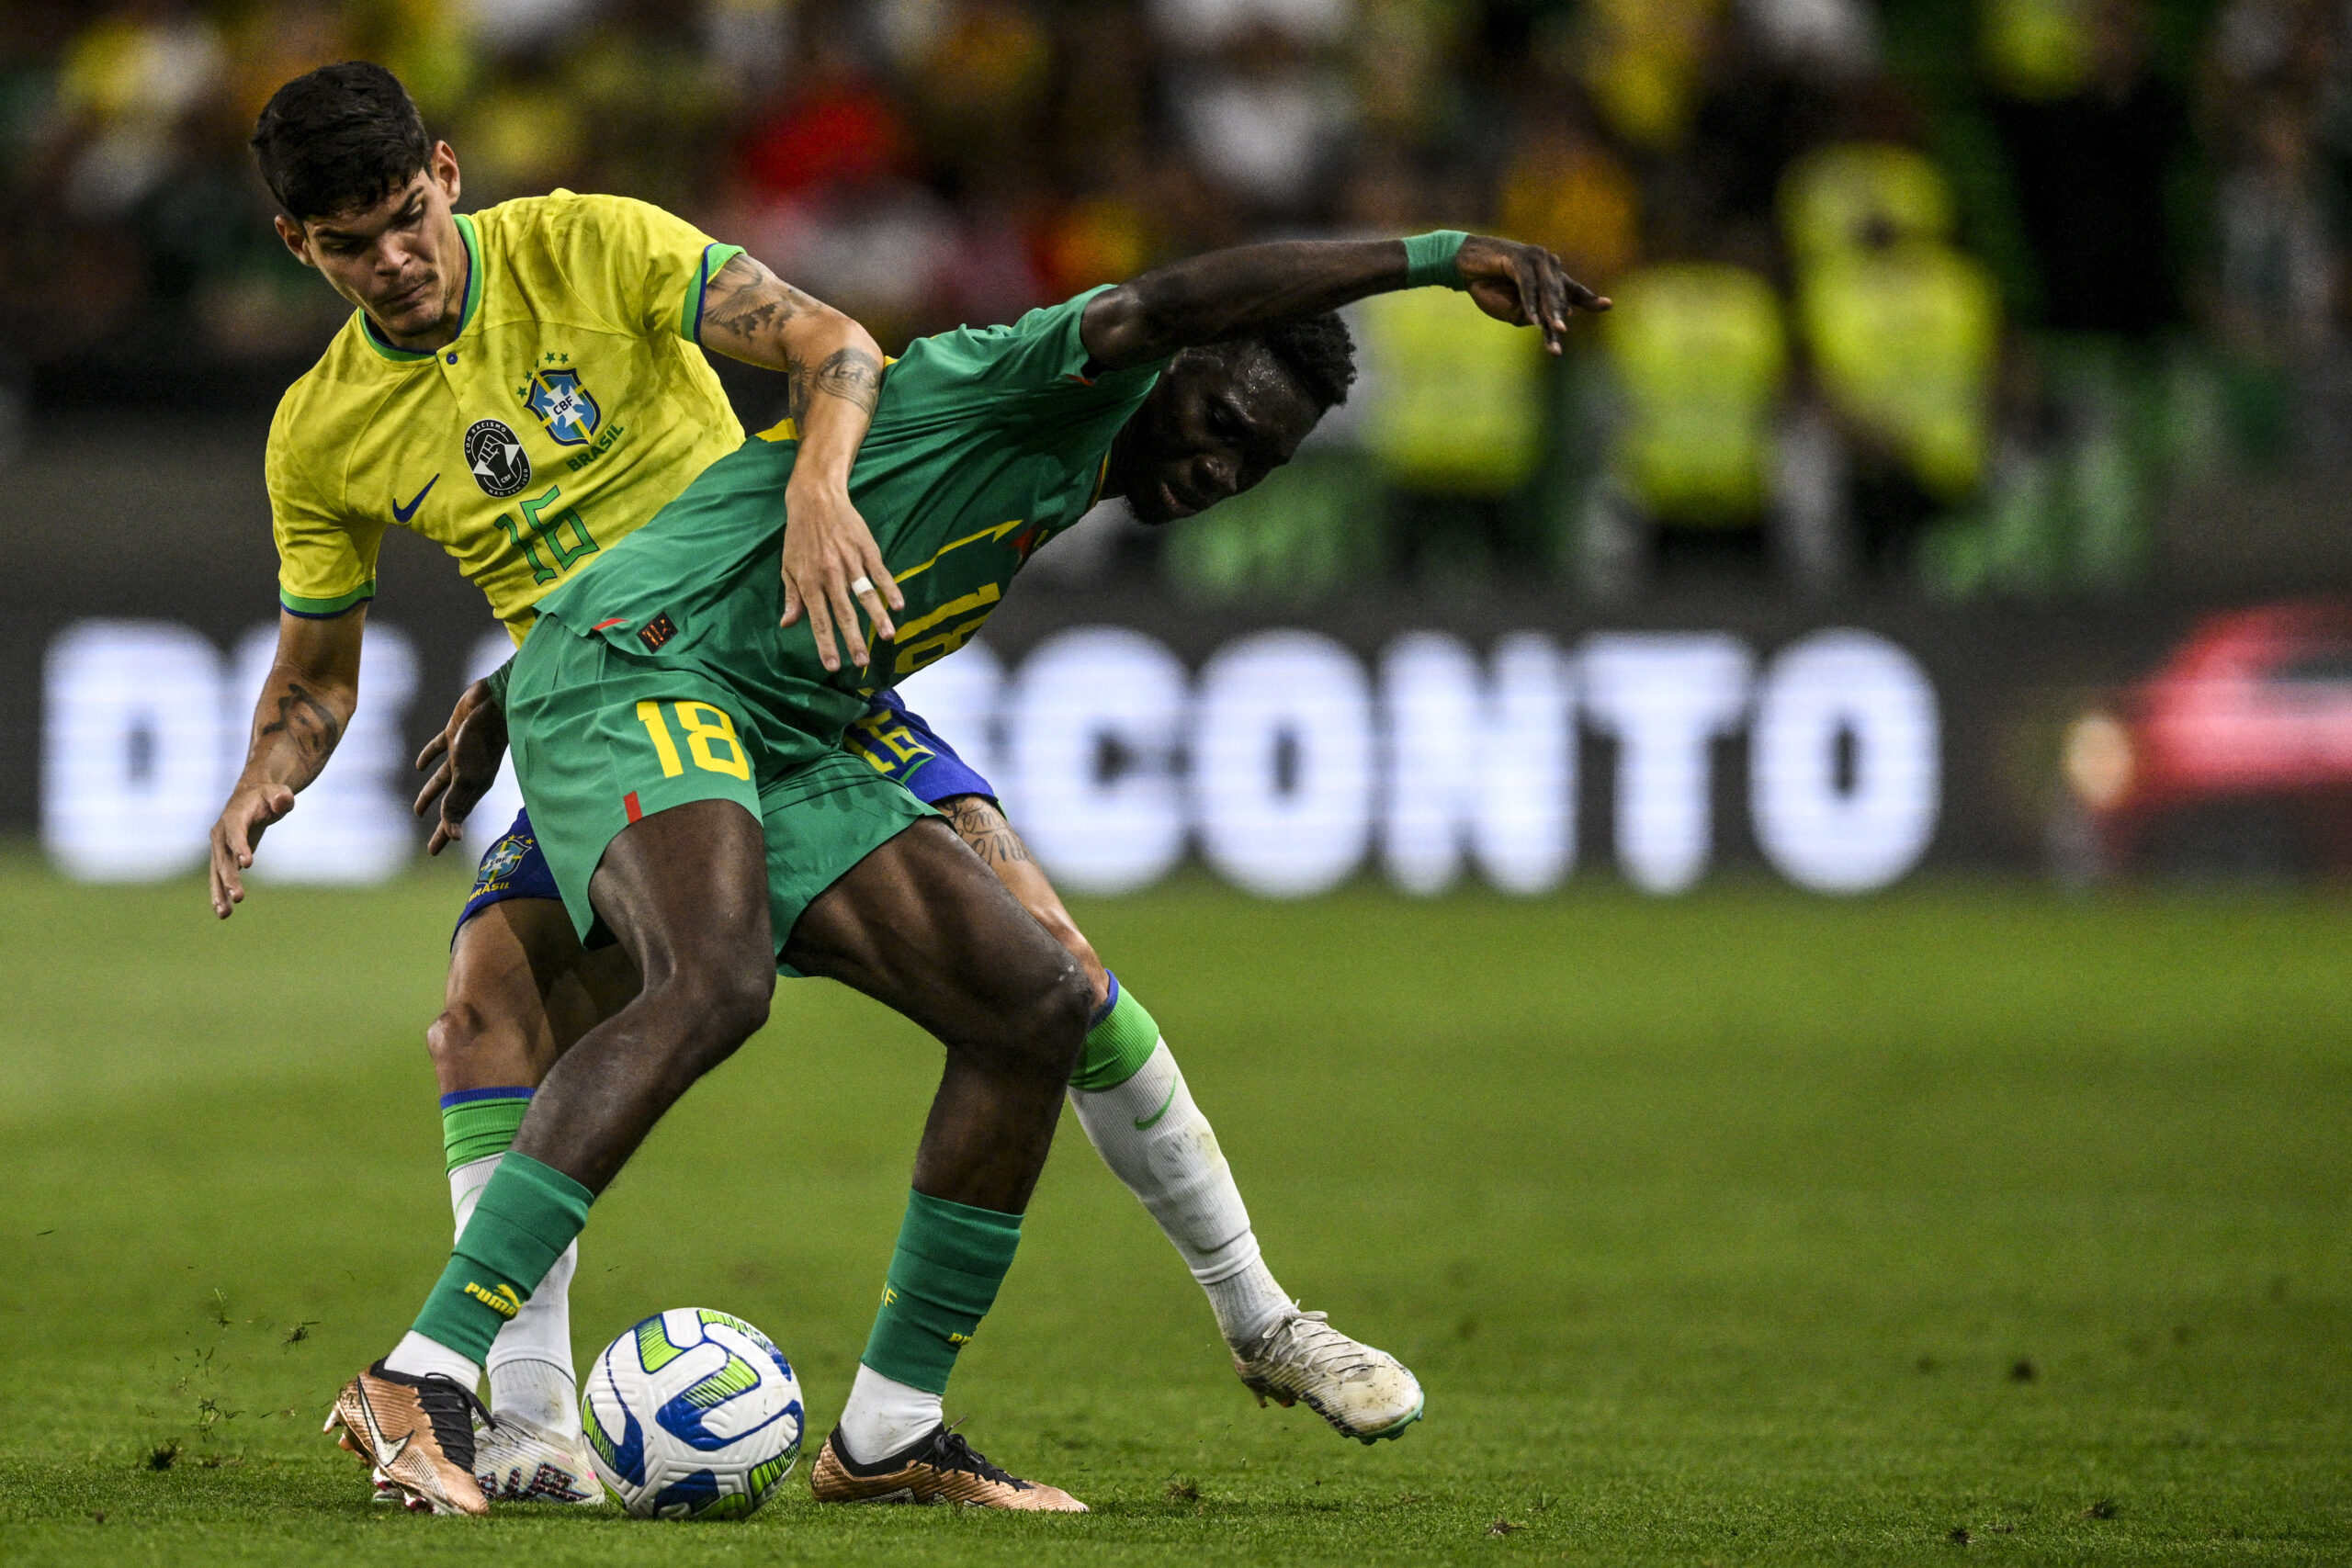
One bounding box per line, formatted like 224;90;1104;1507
1189;311;1358;412
252;62;433;221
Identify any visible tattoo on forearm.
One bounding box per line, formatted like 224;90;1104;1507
258;681;343;763
786;345;882;422
946;795;1031;867
812;346;882;415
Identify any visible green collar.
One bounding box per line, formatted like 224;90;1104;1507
360;211;482;363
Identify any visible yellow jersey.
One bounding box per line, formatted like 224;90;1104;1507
266;191;748;642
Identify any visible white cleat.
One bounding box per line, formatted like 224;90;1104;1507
1233;1308;1425;1445
472;1413;606;1505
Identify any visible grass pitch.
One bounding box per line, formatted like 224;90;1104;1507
0;855;2346;1564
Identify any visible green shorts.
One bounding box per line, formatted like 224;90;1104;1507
507;619;935;964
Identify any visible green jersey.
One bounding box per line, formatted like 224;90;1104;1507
531;286;1164;757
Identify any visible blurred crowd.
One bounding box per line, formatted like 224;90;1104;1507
6;0;2350;599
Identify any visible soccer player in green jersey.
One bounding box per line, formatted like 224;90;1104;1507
341;223;1603;1513
206;62;903;1505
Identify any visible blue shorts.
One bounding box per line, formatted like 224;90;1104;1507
455;689;995;937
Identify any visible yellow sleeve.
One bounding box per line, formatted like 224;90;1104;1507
267;412;383;617
544;191;744;345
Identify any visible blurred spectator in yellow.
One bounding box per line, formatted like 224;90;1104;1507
1600;260;1786;525
1575;249;1796;596
1782;142;2003;574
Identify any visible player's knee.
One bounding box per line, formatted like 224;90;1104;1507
1032;906;1103;989
1003;954;1091;1083
426;999;507;1078
660;957;773;1066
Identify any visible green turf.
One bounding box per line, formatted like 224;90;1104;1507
1;855;2347;1564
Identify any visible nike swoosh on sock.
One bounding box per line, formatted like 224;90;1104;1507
1134;1080;1179;1131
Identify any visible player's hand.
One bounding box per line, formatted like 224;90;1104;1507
1456;235;1610;355
413;677;508;857
780;477;902;672
208;782;296;919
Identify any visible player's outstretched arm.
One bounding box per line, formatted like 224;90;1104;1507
1080;234;1610;370
208;608;365;918
698;254;900;671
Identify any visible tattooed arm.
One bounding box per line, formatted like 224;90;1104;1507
938;795;1112;1008
209;608;365;918
697;254;899;672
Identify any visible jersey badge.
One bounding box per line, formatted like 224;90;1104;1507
638;613;676;653
465;418;532;498
524;368;602;447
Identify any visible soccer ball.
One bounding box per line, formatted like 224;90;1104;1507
581;1308;805;1519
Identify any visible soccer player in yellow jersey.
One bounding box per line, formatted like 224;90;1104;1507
205;62;899;1502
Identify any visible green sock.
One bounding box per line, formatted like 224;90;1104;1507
411;1152;593;1363
1069;974;1159;1092
859;1190;1023;1395
440;1087;532;1171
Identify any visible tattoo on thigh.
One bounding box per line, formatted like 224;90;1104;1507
944;795;1030;867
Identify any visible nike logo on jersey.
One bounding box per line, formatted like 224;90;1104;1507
391;475;440;523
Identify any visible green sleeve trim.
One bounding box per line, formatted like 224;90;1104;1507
684;243;748;342
280;581;376;617
483;656;515;708
1071;978;1161;1091
1402;230;1471;289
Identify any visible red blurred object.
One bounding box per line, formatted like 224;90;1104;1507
2065;601;2352;875
738;78;915;199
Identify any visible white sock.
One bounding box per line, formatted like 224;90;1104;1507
835;1362;942;1464
1069;1041;1294;1349
488;1357;579;1438
384;1330;481;1388
452;1153;581;1435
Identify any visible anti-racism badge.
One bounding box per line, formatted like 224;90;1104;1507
465;418;532;498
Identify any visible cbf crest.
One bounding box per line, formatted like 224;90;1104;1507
525;367;601;446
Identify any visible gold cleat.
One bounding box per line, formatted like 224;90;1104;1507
809;1422;1086;1511
325;1361;491;1517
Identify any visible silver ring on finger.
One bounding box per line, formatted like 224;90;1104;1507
849;576;876;597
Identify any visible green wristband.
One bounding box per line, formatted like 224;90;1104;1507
1401;230;1470;289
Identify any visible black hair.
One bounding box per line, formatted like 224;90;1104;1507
1243;311;1357;412
252;62;433;221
